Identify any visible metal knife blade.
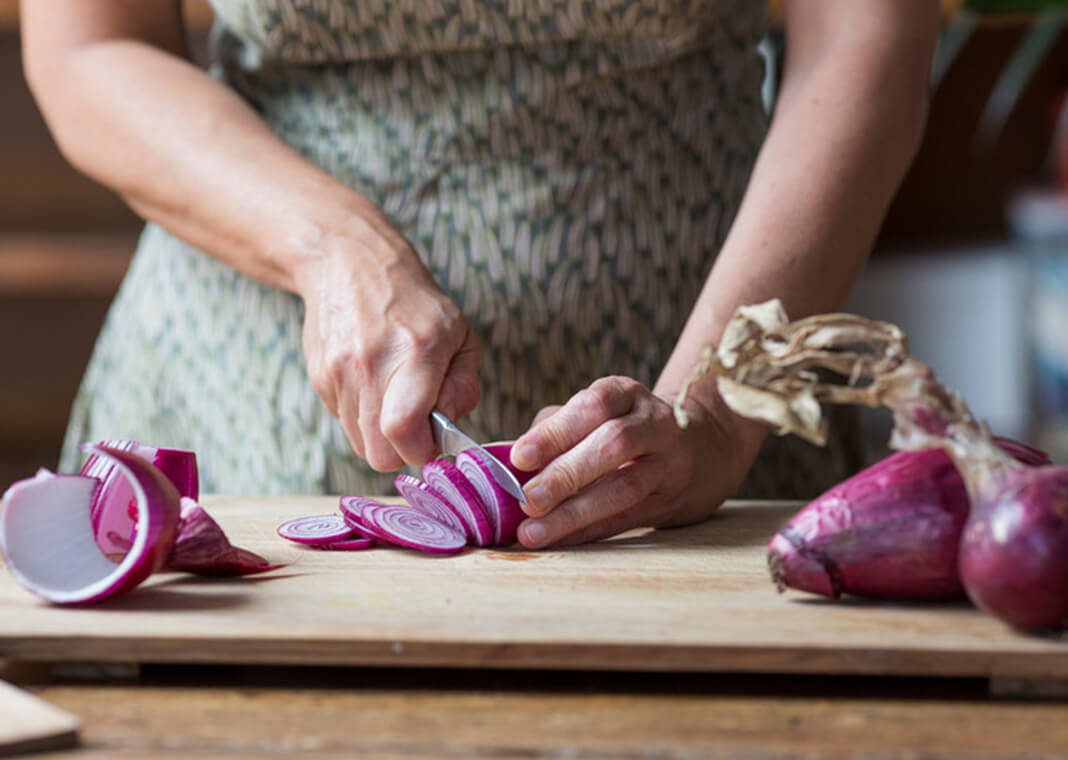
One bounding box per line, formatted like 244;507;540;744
429;409;527;503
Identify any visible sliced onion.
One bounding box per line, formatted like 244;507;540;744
360;502;466;554
314;536;376;551
164;497;280;576
338;495;393;542
0;444;180;604
394;474;470;539
80;439;198;558
456;446;528;546
276;515;353;545
421;459;493;546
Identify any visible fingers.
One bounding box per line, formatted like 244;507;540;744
373;326;480;469
521;414;654;517
511;376;641;473
517;459;661;549
530;405;562;427
360;384;406;471
435;329;481;421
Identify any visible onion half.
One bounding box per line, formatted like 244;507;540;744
0;444;181;604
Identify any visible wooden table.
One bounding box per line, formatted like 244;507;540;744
2;497;1068;758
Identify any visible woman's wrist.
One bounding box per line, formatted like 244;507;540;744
656;380;767;491
279;187;420;300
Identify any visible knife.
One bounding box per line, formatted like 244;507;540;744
429;409;527;503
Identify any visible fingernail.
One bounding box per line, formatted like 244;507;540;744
511;442;538;470
525;484;550;513
522;520;547;547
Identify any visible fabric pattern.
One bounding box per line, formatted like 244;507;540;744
61;0;860;499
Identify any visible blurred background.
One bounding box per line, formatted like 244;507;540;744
0;0;1066;487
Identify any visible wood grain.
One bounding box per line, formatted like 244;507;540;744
22;678;1068;759
0;680;78;757
1;497;1066;677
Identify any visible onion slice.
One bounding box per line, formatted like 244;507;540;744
314;537;376;551
456;446;528;546
338;495;392;542
0;444;181;604
420;460;493;546
277;515;353;545
394;474;470;540
359;502;466;554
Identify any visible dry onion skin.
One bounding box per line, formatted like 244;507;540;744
677;299;1068;631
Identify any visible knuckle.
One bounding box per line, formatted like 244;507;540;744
601;419;636;461
617;462;656;505
379;407;422;446
577;386;613;421
549;460;583;498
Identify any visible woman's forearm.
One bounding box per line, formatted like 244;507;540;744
655;3;939;425
24;25;405;294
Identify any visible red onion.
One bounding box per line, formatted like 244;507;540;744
0;444;180;604
314;536;376;551
359;500;467;554
455;445;530;546
675;299;1068;630
769;439;1051;600
163;497;280;576
393;474;470;539
277;515;353;545
80;440;197;558
420;460;493;546
338;495;392;542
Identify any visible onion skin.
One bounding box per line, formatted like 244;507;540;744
80;440;197;557
81;445;182;600
769;439;1050;601
959;466;1068;631
164;498;279;576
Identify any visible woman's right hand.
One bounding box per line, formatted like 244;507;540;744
22;2;480;473
295;213;481;472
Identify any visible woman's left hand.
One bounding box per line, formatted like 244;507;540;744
509;376;761;548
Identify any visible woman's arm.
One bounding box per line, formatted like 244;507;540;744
22;1;480;471
510;0;941;548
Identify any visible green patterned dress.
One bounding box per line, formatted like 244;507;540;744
60;0;858;497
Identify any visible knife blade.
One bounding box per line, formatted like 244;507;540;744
429;409;528;503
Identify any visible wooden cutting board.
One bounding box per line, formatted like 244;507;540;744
0;497;1065;677
0;680;78;756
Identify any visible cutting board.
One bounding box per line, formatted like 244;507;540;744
0;680;78;756
0;497;1065;677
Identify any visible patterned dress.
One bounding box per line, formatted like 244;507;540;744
60;0;859;498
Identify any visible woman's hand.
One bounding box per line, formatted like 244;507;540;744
296;216;480;472
21;2;481;475
509;376;762;548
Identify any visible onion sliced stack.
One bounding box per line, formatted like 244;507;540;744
359;500;466;554
394;474;471;539
456;446;530;547
338;495;392;542
419;461;493;546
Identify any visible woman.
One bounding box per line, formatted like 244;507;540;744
23;1;939;548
